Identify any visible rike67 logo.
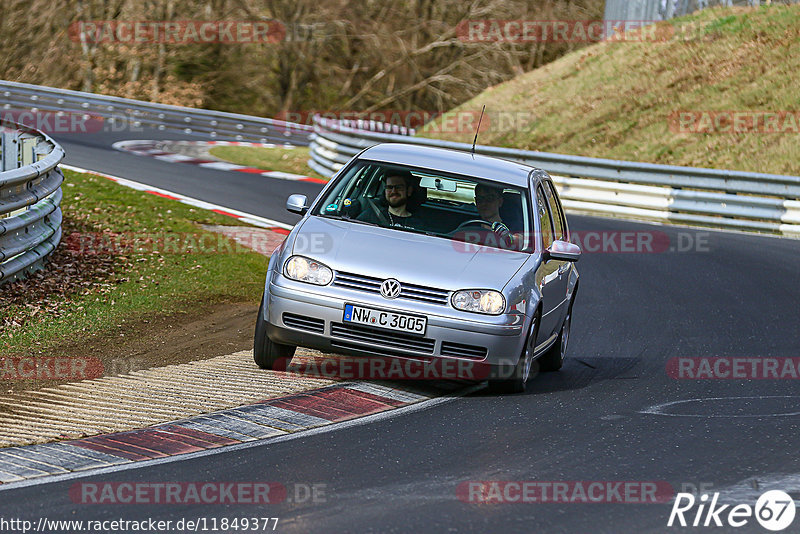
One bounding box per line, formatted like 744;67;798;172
668;490;796;531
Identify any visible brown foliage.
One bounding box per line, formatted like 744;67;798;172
0;0;603;119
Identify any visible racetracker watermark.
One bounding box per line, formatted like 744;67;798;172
668;490;796;530
68;20;286;44
456;20;674;42
71;482;283;504
0;517;280;533
65;231;294;256
70;482;326;505
0;110;142;134
669;111;800;134
667;357;800;380
1;357;103;381
457;481;674;503
450;230;709;254
277;110;533;133
274;356;496;381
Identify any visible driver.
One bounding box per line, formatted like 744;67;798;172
357;171;424;230
473;183;516;248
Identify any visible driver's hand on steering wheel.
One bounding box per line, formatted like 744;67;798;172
491;221;516;248
491;221;510;237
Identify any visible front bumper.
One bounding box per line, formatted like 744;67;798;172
265;277;528;368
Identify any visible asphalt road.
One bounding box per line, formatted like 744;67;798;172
52;126;319;227
3;129;800;533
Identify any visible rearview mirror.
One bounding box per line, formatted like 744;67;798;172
286;194;308;215
545;240;581;262
419;176;457;192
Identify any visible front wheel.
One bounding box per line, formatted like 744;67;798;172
538;299;573;372
488;314;540;394
254;298;296;369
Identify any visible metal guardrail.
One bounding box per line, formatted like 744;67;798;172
309;117;800;237
0;120;64;286
0;80;312;144
603;0;795;22
3;80;797;238
336;119;416;136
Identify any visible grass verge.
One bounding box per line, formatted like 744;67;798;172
0;169;268;357
209;145;327;180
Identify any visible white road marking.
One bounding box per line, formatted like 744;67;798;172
640;396;800;418
198;161;246;171
60;164;294;230
153;153;196;162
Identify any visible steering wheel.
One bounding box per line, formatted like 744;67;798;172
452;219;492;232
365;197;390;226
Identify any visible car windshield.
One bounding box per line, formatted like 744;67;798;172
312;160;533;251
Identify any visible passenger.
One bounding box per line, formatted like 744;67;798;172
357;171;424;230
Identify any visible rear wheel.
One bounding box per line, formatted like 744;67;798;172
538;299;573;372
253;297;296;369
488;313;540;394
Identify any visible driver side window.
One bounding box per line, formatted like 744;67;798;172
536;185;555;250
544;181;565;242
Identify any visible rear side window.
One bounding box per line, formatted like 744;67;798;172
544;181;565;241
536;185;554;249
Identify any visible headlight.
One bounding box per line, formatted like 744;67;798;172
284;256;333;285
451;289;506;315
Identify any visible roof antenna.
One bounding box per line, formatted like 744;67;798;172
471;105;485;158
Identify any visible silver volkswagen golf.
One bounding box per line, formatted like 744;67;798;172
254;143;580;393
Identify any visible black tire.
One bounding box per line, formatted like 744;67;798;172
488;313;540;394
253;298;296;369
537;298;574;372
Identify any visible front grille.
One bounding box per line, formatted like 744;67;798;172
282;313;325;334
330;322;435;354
333;271;450;306
330;340;433;361
440;341;488;360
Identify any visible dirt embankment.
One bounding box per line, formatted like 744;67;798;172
1;301;259;398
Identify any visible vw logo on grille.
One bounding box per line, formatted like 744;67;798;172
380;278;402;299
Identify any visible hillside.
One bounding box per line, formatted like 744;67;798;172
423;5;800;176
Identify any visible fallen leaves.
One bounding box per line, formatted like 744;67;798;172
0;217;133;334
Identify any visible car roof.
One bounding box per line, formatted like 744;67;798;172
358;143;539;188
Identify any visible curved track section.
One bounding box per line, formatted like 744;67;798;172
52;127;320;227
4;127;800;533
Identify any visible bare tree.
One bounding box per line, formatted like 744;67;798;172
0;0;604;118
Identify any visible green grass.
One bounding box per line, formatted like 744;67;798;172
704;14;742;34
209;146;327;180
0;169;268;356
420;4;800;176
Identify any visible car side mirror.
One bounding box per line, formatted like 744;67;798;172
286;194;308;215
544;240;581;262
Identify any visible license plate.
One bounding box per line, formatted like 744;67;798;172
343;304;427;335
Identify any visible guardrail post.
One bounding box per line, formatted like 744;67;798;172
1;130;20;171
36;139;52;161
20;134;37;166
